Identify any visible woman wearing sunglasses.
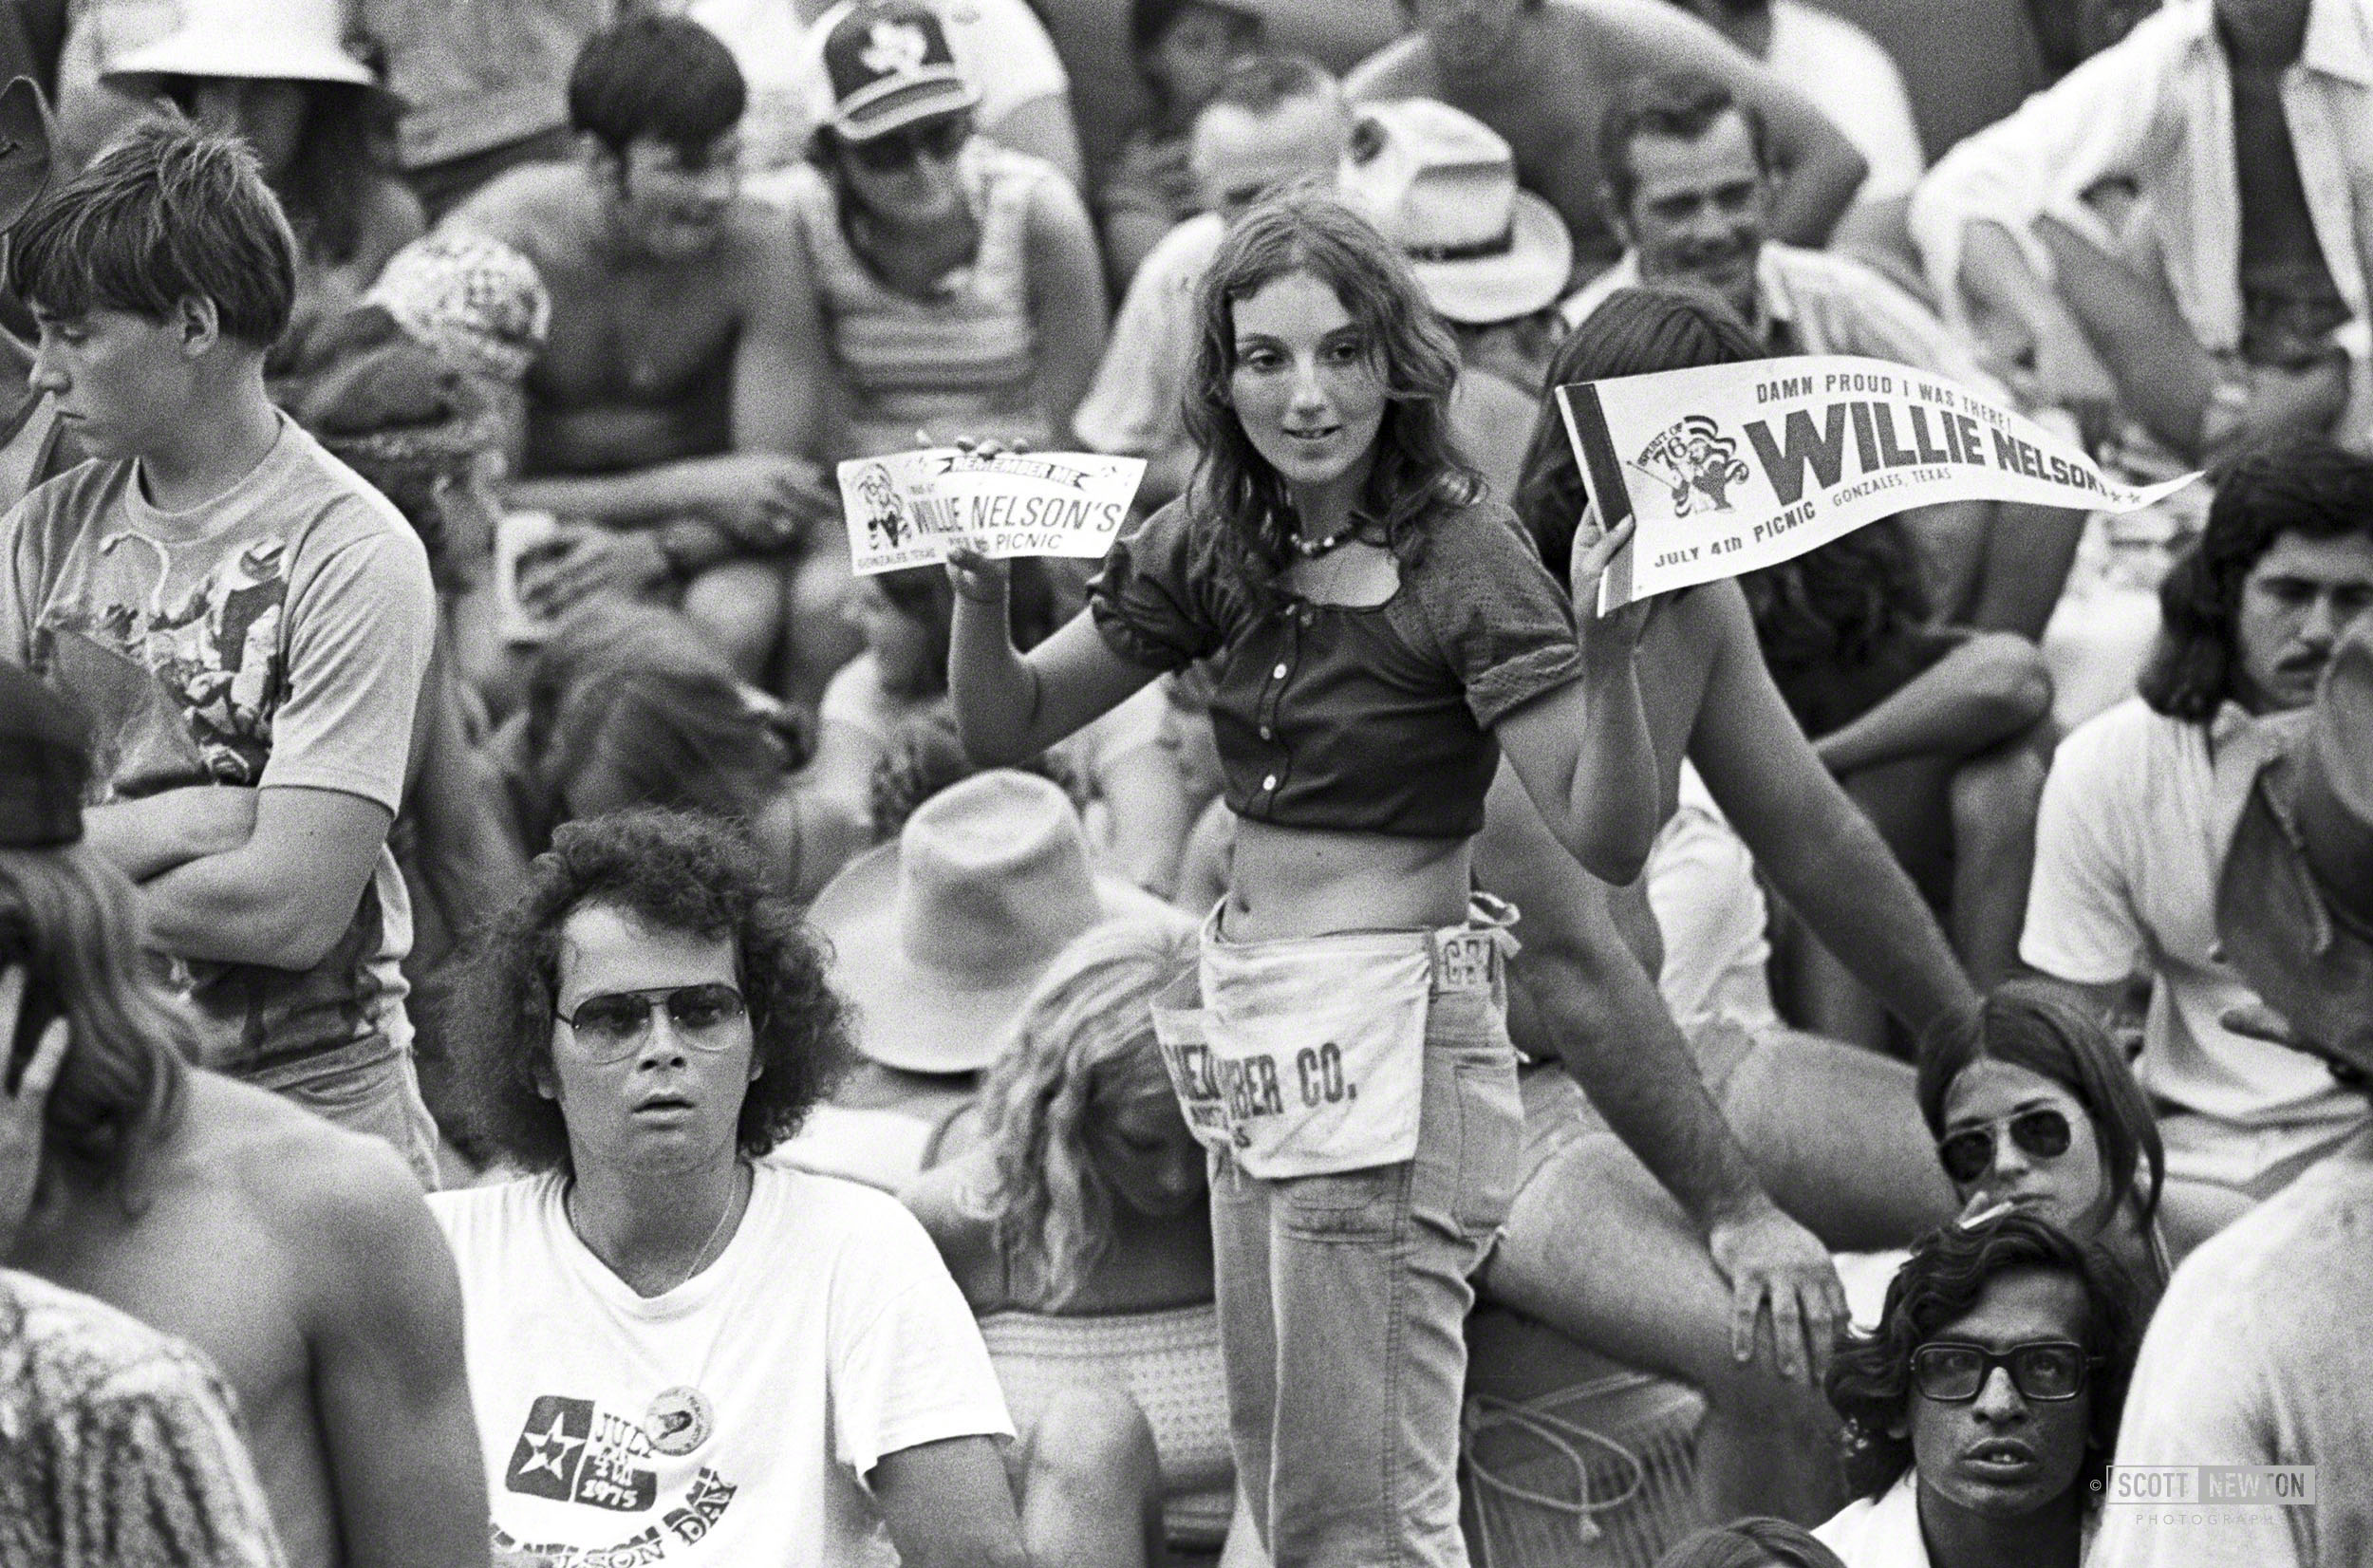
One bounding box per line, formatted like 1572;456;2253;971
1819;1209;2144;1568
764;0;1108;460
433;809;1035;1567
1919;980;2174;1300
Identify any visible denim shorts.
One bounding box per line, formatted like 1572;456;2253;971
240;1033;443;1191
1203;917;1523;1568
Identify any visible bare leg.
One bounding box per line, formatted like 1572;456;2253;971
1969;503;2085;642
682;557;788;684
1946;740;2047;988
1480;1135;1846;1524
1007;1385;1166;1568
2032;215;2216;455
779;536;863;712
1480;1036;1952;1521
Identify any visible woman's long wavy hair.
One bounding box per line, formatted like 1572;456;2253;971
1184;188;1479;604
1512;285;1767;570
968;916;1200;1307
0;847;192;1195
1825;1209;2142;1503
2137;435;2373;721
1919;980;2165;1233
160;77;398;266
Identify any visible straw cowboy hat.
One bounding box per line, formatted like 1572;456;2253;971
808;769;1191;1073
1338;97;1572;325
2217;613;2373;1077
103;0;383;93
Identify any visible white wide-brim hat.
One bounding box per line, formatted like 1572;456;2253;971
808;770;1192;1073
1342;97;1573;325
104;0;381;91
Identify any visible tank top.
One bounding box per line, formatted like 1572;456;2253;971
783;141;1053;458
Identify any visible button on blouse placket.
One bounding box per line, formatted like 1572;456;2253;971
1258;610;1295;798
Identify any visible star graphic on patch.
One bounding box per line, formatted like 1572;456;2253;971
859;21;930;76
515;1411;586;1481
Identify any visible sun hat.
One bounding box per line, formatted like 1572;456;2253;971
808;769;1191;1073
2217;613;2373;1076
103;0;382;92
810;0;980;142
0;662;87;849
1337;97;1572;326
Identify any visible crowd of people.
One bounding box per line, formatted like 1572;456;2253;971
0;1;2370;1566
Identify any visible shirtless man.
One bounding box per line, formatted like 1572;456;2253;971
1345;0;1867;282
442;15;846;700
0;663;489;1568
1468;288;1976;1522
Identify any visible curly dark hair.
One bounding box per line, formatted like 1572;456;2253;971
1654;1518;1845;1568
1513;284;1766;571
446;810;852;1174
1183;187;1481;607
1825;1210;2143;1503
2138;435;2373;722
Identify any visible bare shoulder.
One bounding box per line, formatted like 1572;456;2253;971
721;200;813;299
1344;34;1435;101
182;1075;437;1263
447;162;599;266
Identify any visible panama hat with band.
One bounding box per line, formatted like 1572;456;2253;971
808;769;1192;1073
103;0;384;94
1338;98;1571;326
2217;613;2373;1078
811;0;980;142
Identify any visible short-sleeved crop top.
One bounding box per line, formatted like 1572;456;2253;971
1088;496;1585;838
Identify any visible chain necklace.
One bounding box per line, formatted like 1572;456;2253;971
566;1160;751;1297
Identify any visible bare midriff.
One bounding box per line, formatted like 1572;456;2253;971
1222;818;1473;942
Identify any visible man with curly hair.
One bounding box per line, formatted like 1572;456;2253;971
430;809;1026;1568
1817;1211;2142;1567
2022;436;2373;1257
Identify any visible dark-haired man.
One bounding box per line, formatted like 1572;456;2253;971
2023;438;2373;1257
0;120;444;1182
430;810;1024;1568
1344;0;1866;281
1565;72;2083;635
1818;1210;2139;1568
436;14;847;700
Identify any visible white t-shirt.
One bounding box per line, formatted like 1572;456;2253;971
2088;1130;2373;1568
1764;0;1926;205
1814;1472;1931;1567
2021;698;2364;1146
429;1166;1013;1568
689;0;1070;172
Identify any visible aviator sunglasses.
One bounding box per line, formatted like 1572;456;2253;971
553;983;750;1063
847;114;970;173
1910;1340;2100;1403
1935;1107;2074;1185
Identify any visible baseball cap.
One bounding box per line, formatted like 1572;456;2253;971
814;0;979;141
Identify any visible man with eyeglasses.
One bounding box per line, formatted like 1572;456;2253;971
1819;1209;2143;1568
428;809;1027;1568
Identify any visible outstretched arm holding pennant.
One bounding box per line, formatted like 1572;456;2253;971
1559;354;2198;616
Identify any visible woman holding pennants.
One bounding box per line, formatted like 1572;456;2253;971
945;186;1655;1566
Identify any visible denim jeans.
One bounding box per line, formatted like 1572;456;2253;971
241;1033;443;1191
1208;980;1523;1567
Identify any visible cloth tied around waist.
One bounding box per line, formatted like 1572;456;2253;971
1152;899;1518;1180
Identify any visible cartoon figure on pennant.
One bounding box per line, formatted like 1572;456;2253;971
852;462;912;551
1633;414;1751;516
